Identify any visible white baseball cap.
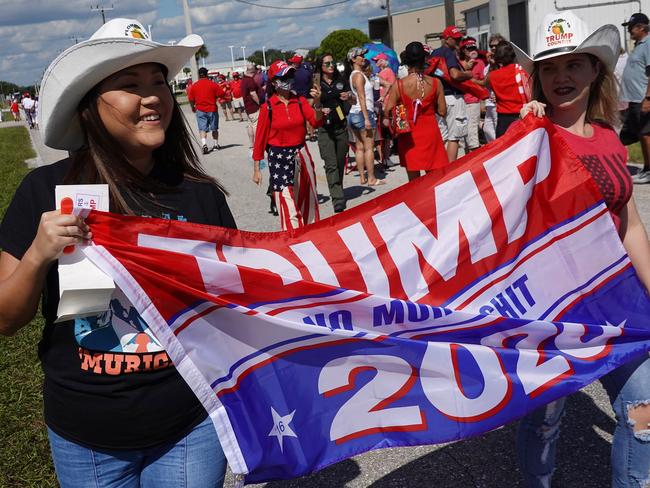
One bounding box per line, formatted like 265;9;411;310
511;10;620;74
39;18;203;151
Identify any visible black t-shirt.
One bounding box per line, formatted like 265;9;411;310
320;76;350;130
430;46;464;97
0;158;236;450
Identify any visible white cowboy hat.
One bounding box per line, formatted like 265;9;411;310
40;18;202;151
511;10;620;74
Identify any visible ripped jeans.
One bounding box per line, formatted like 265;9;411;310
517;355;650;488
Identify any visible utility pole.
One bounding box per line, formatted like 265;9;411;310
91;4;114;25
241;46;247;64
148;24;153;40
69;35;79;45
181;0;199;81
489;0;509;39
386;0;393;49
229;45;235;71
262;46;267;69
444;0;455;26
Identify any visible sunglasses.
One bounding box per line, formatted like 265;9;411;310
465;46;477;51
489;44;499;49
323;61;335;67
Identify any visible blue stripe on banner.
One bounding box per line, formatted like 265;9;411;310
538;254;629;320
210;333;326;389
244;288;347;310
167;299;209;326
442;201;606;306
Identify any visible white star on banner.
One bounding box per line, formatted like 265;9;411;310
273;174;279;179
284;165;290;170
268;407;297;452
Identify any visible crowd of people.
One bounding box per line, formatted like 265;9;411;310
7;91;38;128
1;10;650;488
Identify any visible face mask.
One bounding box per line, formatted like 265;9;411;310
274;79;294;91
469;51;479;60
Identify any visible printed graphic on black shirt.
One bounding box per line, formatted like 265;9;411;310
76;212;187;376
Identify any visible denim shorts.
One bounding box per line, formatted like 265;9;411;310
347;110;377;130
196;110;219;132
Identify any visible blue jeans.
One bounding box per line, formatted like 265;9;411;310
518;355;650;488
48;416;227;488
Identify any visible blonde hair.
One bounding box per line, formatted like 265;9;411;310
531;54;620;128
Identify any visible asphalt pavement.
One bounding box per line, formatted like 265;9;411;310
17;105;650;488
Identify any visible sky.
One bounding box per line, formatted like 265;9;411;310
0;0;435;86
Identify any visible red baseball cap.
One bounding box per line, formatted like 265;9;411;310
442;25;463;39
372;52;389;61
268;60;295;79
460;38;477;49
288;54;303;64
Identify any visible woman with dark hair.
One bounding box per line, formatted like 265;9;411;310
515;11;650;487
485;41;531;137
252;60;323;230
483;33;508;142
347;46;384;186
460;37;486;152
0;18;235;487
383;41;448;181
314;52;350;213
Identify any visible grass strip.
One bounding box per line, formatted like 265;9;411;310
0;126;57;487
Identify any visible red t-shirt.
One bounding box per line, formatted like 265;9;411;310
187;78;224;113
230;79;242;99
464;59;486;104
378;67;396;99
253;94;323;161
241;75;263;114
557;123;632;232
490;63;530;114
218;81;232;103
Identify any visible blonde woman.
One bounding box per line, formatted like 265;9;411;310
515;11;650;487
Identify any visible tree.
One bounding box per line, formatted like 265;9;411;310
195;44;209;63
182;67;191;76
247;48;288;67
318;29;370;62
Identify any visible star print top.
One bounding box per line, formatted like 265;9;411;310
557;122;633;233
253;94;323;161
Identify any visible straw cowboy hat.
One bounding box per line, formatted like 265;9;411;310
39;18;202;151
511;10;620;74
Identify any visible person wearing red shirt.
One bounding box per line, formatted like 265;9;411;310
217;75;234;121
485;42;530;137
230;72;244;121
187;67;225;153
252;60;324;230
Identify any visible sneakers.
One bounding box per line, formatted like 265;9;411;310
213;143;221;151
632;170;650;184
202;145;209;155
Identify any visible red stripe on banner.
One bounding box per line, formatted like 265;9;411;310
456;207;609;310
215;335;388;398
266;293;367;316
335;411;428;445
174;304;223;336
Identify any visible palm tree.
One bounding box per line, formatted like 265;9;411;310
195;45;209;67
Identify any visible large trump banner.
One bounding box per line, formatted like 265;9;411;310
82;116;650;483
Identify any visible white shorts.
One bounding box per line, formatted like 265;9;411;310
439;94;468;142
233;97;244;110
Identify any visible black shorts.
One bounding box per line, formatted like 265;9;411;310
620;102;650;145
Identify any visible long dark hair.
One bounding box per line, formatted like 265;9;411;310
315;52;341;81
64;65;226;214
